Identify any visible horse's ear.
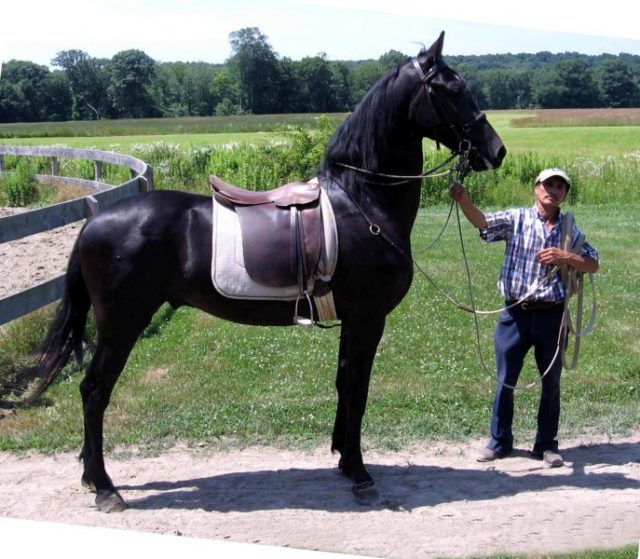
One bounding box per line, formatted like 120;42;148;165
424;31;445;61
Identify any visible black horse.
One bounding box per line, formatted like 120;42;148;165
30;32;505;512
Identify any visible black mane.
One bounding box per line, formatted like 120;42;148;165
321;59;413;175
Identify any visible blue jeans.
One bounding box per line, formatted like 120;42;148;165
487;304;564;455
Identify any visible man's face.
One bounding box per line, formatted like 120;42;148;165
535;177;568;207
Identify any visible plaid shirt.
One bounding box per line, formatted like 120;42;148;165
480;205;599;303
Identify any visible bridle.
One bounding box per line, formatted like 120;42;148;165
411;57;488;149
334;58;485;185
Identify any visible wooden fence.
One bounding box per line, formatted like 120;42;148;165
0;146;153;326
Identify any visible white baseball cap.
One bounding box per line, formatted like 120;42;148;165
535;168;571;189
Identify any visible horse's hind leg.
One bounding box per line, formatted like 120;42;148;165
79;309;156;512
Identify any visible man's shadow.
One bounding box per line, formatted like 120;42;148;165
120;440;639;513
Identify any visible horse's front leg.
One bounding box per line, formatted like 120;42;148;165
333;315;385;495
331;328;348;457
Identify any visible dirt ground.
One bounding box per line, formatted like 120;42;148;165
0;435;639;558
0;207;81;299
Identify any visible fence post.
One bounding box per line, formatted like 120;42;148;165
85;195;99;216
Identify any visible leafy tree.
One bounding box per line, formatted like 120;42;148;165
350;61;384;106
508;70;533;109
294;54;336;112
3;36;640;122
595;58;640;108
151;62;218;117
328;61;352;111
228;27;282;114
0;60;53;122
0;77;23;123
482;69;512;109
43;71;72;121
531;66;566;108
556;58;599;108
149;63;184;117
51;50;109;119
378;50;408;71
535;59;599;108
210;66;243;115
482;69;532;109
107;49;158;118
455;63;487;108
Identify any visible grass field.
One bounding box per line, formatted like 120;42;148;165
1;203;638;453
0;113;344;139
2;110;640;160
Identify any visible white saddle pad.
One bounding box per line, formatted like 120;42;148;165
211;184;338;301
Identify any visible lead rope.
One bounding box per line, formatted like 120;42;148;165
558;213;597;370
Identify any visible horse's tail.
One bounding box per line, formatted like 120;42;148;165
21;236;91;406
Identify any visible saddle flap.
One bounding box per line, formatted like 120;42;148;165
235;201;323;288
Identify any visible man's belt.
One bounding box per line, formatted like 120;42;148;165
507;300;564;311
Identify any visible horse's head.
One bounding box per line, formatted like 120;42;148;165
406;32;506;172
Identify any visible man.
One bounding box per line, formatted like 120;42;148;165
450;168;599;467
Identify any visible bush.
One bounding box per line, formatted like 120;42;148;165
1;158;39;206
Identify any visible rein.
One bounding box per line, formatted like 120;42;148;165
333;151;459;186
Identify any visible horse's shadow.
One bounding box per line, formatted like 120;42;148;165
120;441;639;513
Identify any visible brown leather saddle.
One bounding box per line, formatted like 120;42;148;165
209;175;327;296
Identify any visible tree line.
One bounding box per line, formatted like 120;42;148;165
1;27;639;123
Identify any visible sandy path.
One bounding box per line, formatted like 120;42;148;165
1;435;639;558
0;207;82;299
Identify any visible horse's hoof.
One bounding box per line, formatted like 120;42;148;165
352;480;380;506
95;490;127;513
81;476;97;493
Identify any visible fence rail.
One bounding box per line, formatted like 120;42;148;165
0;145;153;326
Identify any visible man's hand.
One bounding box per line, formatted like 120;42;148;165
449;181;466;203
537;247;569;266
449;181;488;229
537;247;600;273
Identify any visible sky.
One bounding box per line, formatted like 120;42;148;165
1;0;639;70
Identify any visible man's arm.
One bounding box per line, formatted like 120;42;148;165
449;182;488;229
536;248;599;273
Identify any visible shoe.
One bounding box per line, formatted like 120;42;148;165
531;450;564;467
476;447;510;462
543;450;564;467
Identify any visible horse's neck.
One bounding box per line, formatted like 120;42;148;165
369;142;423;227
363;177;422;236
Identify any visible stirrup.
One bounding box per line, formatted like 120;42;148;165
293;292;314;327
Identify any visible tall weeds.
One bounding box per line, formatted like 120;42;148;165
2;120;639;207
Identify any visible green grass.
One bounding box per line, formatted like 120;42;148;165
0;113;346;139
1;132;287;152
2;111;639;161
482;546;639;559
1;204;638;453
